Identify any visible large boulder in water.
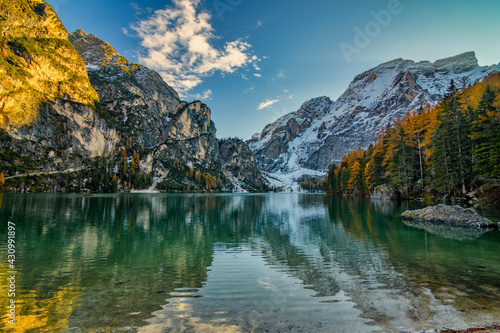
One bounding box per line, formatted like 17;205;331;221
371;184;398;200
401;204;497;229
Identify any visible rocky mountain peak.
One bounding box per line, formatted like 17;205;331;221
219;138;267;191
73;28;87;37
249;52;500;175
297;96;333;117
0;0;98;129
69;29;128;67
1;0;67;39
433;51;479;73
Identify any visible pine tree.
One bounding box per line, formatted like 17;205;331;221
490;131;500;178
363;161;372;191
432;81;470;194
390;126;418;197
370;144;385;187
347;161;361;191
121;148;128;176
340;166;349;192
0;172;4;190
410;108;426;186
472;85;498;179
325;164;338;192
111;174;118;192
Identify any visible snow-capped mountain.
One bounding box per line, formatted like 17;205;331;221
248;52;500;173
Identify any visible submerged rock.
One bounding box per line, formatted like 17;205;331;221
371;184;398;200
401;219;492;240
401;204;497;229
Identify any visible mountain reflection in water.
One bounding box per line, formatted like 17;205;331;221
0;193;499;332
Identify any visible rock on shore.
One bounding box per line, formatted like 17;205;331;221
371;184;398;200
401;204;497;229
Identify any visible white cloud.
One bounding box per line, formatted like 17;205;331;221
276;72;286;79
244;87;254;94
257;99;279;110
130;2;142;14
129;0;258;96
254;73;262;78
192;89;212;100
129;2;154;15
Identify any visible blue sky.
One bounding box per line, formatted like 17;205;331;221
46;0;500;139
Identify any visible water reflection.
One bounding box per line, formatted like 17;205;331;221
0;193;499;332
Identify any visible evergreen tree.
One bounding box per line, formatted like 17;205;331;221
472;85;498;179
347;161;361;192
390;126;418;196
432;81;471;194
325;164;338;192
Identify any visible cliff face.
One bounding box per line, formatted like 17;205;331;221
68;29;180;149
219;138;267;192
0;0;118;174
68;30;223;185
0;0;98;128
155;101;219;167
0;0;265;193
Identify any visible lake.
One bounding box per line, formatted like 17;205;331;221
1;193;499;332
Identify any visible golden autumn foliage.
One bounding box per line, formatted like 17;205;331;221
0;0;98;128
0;275;81;333
324;73;500;200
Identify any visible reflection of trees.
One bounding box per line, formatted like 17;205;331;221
250;194;500;330
1;193;499;332
0;193;264;330
257;195;413;329
324;195;500;322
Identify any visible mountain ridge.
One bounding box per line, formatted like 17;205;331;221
0;0;266;193
248;51;500;175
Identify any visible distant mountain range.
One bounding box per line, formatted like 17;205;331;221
2;1;499;192
248;52;500;176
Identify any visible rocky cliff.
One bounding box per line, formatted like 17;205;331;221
219;138;267;192
0;0;118;179
248;52;500;173
0;0;265;193
68;29;180;149
0;0;98;128
68;30;264;192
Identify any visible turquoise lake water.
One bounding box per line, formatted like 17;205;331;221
0;193;499;332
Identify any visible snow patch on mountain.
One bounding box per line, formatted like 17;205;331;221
249;52;500;180
263;168;325;192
